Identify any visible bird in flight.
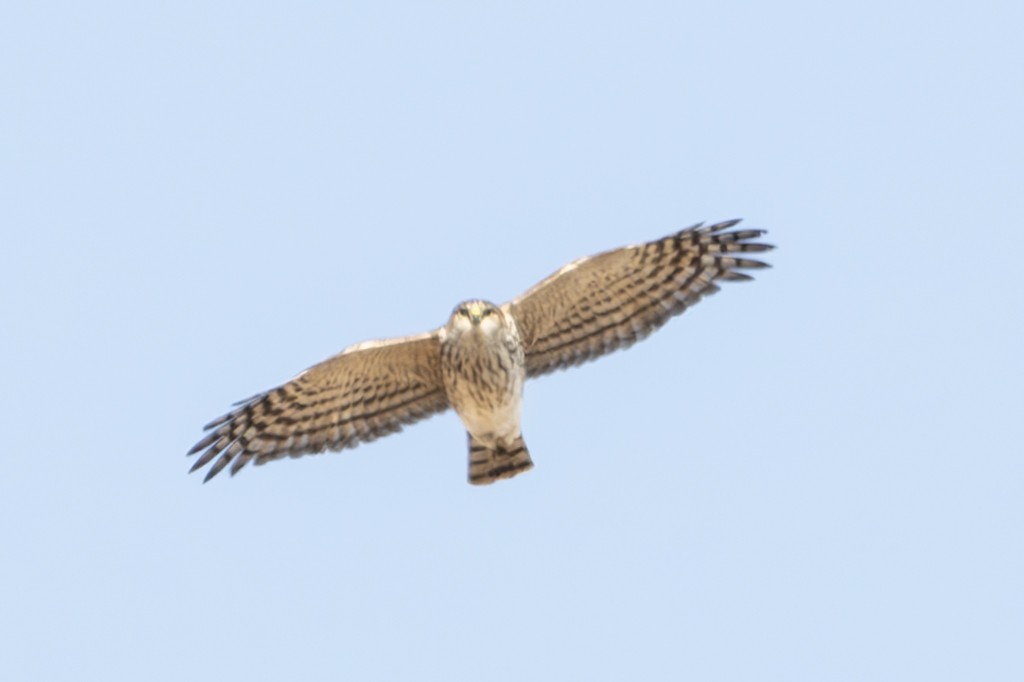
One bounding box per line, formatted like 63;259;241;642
188;220;773;485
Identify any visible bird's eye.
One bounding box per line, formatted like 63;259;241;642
457;306;469;317
482;308;493;317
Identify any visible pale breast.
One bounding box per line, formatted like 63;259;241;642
440;316;526;444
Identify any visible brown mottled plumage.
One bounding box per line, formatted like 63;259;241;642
188;220;773;484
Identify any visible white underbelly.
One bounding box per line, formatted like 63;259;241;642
455;398;522;445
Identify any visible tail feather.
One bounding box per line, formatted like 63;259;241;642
467;434;533;485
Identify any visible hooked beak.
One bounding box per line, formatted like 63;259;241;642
465;302;485;324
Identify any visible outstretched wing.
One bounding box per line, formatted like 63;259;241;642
503;220;773;378
188;332;449;481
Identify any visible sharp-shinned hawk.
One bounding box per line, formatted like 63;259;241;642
188;220;773;485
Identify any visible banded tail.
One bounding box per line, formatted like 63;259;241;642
468;434;533;485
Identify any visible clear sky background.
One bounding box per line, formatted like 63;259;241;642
2;2;1022;680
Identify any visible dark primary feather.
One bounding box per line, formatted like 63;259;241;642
504;220;773;377
188;333;450;481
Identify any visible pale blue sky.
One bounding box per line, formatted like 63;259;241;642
2;1;1022;680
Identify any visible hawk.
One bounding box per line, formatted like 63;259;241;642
188;220;772;484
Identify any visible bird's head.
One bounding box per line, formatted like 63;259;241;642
447;299;503;335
